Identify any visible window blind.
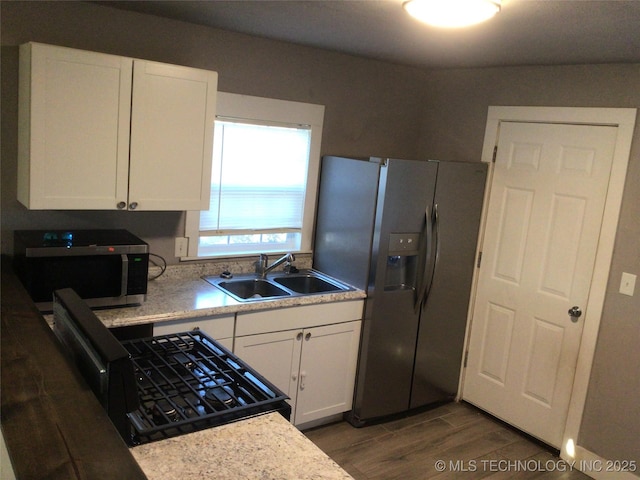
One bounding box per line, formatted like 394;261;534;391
200;121;311;233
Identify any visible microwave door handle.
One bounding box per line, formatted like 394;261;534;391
120;254;129;297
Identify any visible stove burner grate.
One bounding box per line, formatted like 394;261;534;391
122;330;289;445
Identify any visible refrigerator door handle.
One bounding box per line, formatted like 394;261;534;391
414;205;435;313
431;203;441;291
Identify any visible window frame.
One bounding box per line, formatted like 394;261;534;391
184;92;325;259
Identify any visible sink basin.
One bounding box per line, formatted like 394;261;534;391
203;269;353;302
216;279;291;301
273;275;343;294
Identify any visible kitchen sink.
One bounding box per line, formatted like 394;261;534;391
216;279;291;301
273;274;343;294
203;269;354;302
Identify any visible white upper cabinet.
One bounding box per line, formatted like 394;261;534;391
128;60;216;211
18;43;132;209
17;43;217;211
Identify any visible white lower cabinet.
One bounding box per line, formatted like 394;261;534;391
235;329;303;417
294;321;361;425
153;314;234;350
234;301;363;426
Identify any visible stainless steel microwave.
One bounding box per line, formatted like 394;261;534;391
13;229;149;311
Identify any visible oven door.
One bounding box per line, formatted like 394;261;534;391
53;288;140;442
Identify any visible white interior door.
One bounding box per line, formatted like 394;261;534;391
463;120;618;448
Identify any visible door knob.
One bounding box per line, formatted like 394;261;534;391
568;306;582;322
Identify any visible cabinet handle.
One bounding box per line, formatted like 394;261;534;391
296;332;303;341
305;332;311;341
117;201;127;209
299;371;306;390
292;373;297;382
129;201;138;210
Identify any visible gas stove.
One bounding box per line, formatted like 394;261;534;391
52;288;290;446
123;330;290;445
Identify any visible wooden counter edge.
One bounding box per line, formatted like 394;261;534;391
1;258;147;479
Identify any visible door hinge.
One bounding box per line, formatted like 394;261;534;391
464;350;469;368
477;251;482;268
492;145;498;163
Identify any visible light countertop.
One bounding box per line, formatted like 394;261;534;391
5;261;361;479
114;266;360;480
131;412;353;480
116;265;361;480
85;264;366;329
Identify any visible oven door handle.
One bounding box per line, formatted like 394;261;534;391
121;254;129;297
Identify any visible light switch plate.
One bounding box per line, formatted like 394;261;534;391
175;237;188;257
619;272;636;296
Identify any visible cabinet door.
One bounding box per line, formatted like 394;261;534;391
18;43;132;209
295;321;362;426
234;330;303;420
129;60;217;211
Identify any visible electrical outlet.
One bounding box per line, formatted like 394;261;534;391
175;237;188;257
619;272;636;296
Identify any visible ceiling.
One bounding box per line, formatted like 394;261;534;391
100;0;640;69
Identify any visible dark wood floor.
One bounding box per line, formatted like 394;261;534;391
304;402;590;479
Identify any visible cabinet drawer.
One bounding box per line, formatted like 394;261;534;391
236;300;364;336
153;314;234;341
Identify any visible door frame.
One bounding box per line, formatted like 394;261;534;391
461;106;636;466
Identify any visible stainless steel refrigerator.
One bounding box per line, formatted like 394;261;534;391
313;156;487;426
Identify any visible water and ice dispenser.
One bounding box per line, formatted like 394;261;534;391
385;233;420;290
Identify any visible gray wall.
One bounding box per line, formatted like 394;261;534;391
415;66;640;464
0;1;429;260
579;132;640;463
1;0;638;466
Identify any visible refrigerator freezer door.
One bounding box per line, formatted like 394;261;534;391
356;287;419;419
410;161;487;408
351;158;438;422
313;156;380;291
313;156;486;424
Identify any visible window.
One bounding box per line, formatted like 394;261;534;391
185;92;324;258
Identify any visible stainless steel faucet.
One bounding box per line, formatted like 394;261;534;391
256;253;296;278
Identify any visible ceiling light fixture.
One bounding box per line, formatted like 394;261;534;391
403;0;501;28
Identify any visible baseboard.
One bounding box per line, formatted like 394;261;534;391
297;413;344;432
563;445;639;479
